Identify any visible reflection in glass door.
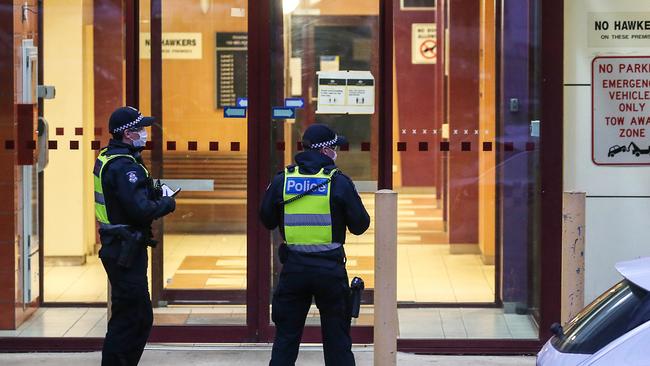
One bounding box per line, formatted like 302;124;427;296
393;0;541;340
142;0;249;327
268;0;381;342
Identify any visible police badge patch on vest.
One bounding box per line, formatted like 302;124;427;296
285;177;329;196
126;171;138;183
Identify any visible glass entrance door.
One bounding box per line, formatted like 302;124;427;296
142;0;551;348
142;0;249;329
145;0;383;343
27;0;558;351
266;0;382;343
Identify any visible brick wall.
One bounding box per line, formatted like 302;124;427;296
0;0;39;330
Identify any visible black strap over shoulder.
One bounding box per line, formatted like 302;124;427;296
281;179;330;206
281;170;340;206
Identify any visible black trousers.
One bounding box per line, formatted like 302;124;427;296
270;270;354;366
101;252;153;366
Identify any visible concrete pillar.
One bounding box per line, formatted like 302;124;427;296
374;190;397;366
562;192;585;325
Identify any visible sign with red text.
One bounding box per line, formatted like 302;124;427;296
592;56;650;165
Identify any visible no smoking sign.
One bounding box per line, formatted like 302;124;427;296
412;23;437;64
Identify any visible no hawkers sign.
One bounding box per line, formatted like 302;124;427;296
589;13;650;48
592;56;650;165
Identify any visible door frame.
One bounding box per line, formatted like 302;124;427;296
247;0;391;344
143;0;561;350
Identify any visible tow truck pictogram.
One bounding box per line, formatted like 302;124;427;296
627;142;650;157
607;142;650;158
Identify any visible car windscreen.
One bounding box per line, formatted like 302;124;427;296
552;280;650;354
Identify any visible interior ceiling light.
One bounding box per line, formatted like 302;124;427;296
200;0;210;14
283;0;300;14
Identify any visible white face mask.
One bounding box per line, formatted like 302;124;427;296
130;129;148;147
322;146;337;161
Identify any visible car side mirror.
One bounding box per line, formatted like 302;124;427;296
550;322;564;338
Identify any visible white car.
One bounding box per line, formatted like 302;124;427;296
537;257;650;365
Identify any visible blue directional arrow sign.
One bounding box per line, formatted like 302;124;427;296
272;107;296;119
284;98;305;109
223;107;247;118
236;98;248;108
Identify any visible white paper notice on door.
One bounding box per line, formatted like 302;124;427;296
316;71;375;114
346;71;375;113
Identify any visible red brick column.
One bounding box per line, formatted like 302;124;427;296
447;0;480;245
0;0;18;330
94;0;124;143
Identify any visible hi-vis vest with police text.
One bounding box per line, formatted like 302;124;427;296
282;167;340;252
93;148;149;224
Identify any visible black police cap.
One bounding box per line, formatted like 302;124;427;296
301;124;348;149
109;106;155;134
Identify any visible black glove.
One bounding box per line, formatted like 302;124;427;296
146;228;158;248
153;179;163;199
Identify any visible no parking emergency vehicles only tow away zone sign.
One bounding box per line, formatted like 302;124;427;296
593;56;650;165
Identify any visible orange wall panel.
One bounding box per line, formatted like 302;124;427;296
478;0;496;263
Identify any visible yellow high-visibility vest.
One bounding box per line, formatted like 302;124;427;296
93;148;149;224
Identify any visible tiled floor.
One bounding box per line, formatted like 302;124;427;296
0;308;107;338
44;193;495;304
25;191;524;338
0;307;538;340
397;308;538;339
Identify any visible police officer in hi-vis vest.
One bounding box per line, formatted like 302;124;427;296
94;106;176;365
260;124;371;366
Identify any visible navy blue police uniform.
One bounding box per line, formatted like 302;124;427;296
260;125;370;366
96;107;175;366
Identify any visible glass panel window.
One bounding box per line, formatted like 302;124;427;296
394;0;541;339
42;0;120;303
269;0;380;328
142;0;249;325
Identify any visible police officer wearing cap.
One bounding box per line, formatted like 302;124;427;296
260;124;370;366
94;106;176;365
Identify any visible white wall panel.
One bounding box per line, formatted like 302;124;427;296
585;198;650;302
565;0;650;304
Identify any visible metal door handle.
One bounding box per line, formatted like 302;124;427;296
308;86;317;103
